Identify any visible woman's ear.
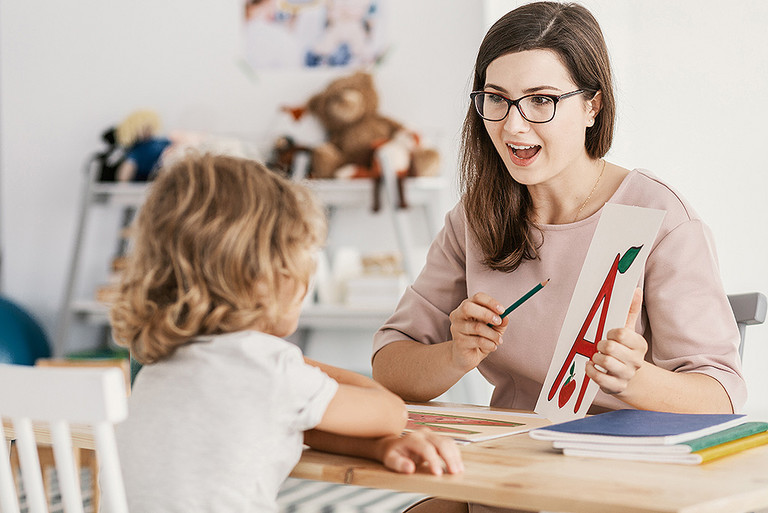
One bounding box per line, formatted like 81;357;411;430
586;91;603;125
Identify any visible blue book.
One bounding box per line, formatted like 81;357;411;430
529;409;746;446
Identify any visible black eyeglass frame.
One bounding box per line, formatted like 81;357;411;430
469;89;586;123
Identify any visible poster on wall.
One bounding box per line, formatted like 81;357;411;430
243;0;389;70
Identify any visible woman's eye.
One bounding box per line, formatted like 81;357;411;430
529;95;554;106
488;94;506;105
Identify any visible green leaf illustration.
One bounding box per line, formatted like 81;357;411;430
618;245;643;274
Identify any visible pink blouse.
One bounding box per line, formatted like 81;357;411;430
374;169;746;412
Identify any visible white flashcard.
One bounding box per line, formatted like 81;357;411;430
535;203;665;422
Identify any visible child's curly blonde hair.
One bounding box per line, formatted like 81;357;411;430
109;153;326;364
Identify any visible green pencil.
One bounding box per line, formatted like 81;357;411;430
488;279;550;327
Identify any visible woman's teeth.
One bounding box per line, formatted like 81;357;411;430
508;144;540;159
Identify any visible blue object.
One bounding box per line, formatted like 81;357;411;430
125;137;171;181
0;296;52;365
530;409;746;445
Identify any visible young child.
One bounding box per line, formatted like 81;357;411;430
111;153;462;512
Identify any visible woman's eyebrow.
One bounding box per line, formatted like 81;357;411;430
483;83;565;95
522;85;564;94
483;83;509;94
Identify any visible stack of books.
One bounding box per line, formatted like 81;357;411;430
529;409;768;464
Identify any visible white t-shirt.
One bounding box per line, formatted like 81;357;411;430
116;330;338;512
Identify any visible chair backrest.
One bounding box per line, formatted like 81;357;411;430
727;292;767;360
0;364;128;513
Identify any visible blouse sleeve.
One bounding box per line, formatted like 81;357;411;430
643;218;746;411
373;204;469;357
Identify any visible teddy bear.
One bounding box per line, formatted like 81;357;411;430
294;71;440;211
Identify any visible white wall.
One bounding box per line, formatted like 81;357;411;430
485;0;768;417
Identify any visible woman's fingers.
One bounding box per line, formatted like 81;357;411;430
451;293;504;328
585;360;628;394
624;287;643;329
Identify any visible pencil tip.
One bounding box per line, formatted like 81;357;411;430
543;278;550;285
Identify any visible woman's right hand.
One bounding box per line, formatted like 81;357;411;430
448;292;508;372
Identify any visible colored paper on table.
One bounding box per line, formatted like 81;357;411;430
535;204;665;422
405;404;552;443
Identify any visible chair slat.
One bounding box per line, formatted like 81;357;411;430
93;422;128;513
0;438;22;513
50;420;84;513
13;417;48;513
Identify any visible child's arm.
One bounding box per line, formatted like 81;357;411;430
304;429;464;475
304;357;407;437
304;357;389;390
302;357;464;475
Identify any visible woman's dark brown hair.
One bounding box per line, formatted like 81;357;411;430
460;1;615;272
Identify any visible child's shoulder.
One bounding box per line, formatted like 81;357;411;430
189;330;304;369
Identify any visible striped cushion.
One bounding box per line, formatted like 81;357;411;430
278;477;426;513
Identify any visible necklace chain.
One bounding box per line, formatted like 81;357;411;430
573;159;606;223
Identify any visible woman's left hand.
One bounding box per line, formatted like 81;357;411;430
585;288;648;395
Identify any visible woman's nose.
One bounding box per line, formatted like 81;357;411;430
503;106;530;134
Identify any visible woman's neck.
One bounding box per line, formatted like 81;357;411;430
529;159;627;225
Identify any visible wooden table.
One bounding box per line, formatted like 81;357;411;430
291;409;768;513
8;409;768;513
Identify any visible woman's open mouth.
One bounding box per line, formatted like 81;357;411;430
507;143;541;166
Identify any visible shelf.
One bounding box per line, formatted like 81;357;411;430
72;299;391;331
58;167;442;355
297;304;392;329
302;176;445;208
89;182;150;206
71;299;110;323
85;176;444;209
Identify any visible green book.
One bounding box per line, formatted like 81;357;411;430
684;421;768;452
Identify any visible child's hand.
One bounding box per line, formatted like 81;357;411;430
449;292;509;372
586;287;647;395
377;429;464;475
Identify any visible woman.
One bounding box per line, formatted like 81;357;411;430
373;3;744;511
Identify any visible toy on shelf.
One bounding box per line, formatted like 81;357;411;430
274;72;439;210
115;109;173;182
94;127;126;182
266;134;313;178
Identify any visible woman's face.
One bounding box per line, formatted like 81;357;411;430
482;49;599;187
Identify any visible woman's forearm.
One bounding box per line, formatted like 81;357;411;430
372;340;468;402
617;362;734;413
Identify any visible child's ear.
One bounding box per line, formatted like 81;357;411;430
275;272;306;306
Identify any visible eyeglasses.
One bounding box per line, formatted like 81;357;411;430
470;89;585;123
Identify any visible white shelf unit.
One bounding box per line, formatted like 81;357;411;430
55;162;150;356
55;167;446;356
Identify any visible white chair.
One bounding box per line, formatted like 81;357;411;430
0;364;128;513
